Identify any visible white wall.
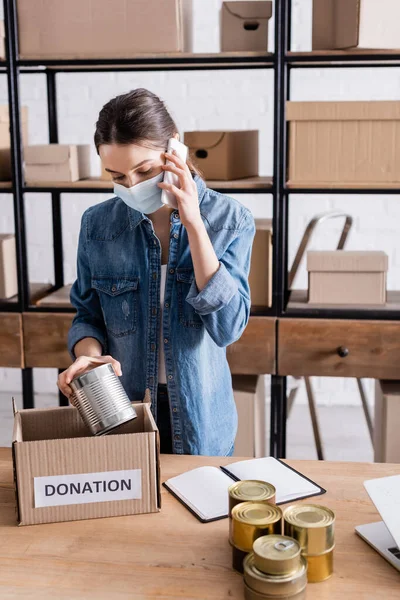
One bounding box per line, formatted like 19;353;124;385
0;0;393;407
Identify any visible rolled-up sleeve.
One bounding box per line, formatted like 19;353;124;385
68;209;107;360
186;210;256;347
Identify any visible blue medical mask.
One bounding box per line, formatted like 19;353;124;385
114;171;164;215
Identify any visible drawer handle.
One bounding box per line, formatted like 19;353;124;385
337;346;349;358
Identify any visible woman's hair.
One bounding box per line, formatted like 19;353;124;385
94;88;201;176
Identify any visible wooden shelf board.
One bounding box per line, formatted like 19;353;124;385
288;289;400;312
0;181;12;189
36;284;72;308
287;180;400;191
25;176;273;191
289;49;400;57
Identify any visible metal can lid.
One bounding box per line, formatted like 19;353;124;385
229;480;276;503
232;502;282;525
244;552;307;596
253;535;301;563
284;504;335;528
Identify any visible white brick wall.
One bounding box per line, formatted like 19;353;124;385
0;0;392;408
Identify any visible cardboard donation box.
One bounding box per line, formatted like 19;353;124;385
24;145;91;183
0;234;18;299
12;399;161;526
221;1;273;52
374;380;400;463
17;0;188;58
307;251;388;306
249;219;272;309
313;0;400;51
184;130;259;180
0;105;28;180
287;101;400;186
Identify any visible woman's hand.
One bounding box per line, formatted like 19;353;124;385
57;355;122;402
158;151;202;230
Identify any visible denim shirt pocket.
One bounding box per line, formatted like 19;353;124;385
92;276;139;338
176;268;203;329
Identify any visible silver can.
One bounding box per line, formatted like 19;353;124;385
70;363;137;435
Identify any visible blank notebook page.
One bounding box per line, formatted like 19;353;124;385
165;466;233;521
225;457;321;503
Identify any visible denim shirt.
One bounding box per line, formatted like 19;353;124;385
68;175;255;456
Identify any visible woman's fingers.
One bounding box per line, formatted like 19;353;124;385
165;151;192;178
158;181;184;200
161;163;187;188
57;355;123;401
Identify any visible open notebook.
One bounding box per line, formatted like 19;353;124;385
163;457;325;523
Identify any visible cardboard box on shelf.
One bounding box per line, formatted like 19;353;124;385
184;130;259;180
221;1;272;52
17;0;188;59
0;234;18;299
312;0;400;51
249;219;272;309
374;380;400;463
287;101;400;186
307;250;388;306
24;145;91;183
0;105;29;180
12;393;161;526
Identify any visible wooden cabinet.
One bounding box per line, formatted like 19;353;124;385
0;313;23;367
228;317;276;374
21;314;276;374
23;313;73;368
279;318;400;379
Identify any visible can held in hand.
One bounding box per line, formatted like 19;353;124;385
253;535;302;576
229;480;276;516
230;502;283;552
243;552;307;599
283;504;335;583
70;363;137;436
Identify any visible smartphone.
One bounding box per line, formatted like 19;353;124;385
161;137;188;209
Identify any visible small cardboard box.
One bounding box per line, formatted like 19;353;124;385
287;101;400;185
0;234;18;299
24;144;91;183
374;380;400;463
313;0;400;51
17;0;187;58
221;1;273;52
0;21;5;60
307;250;388;306
249;218;272;309
184;130;259;181
0;105;29;181
12;396;161;526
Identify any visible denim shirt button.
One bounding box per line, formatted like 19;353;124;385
172;407;178;413
152;308;157;316
174;434;180;441
164;302;169;309
149;376;154;385
164;338;169;344
151;342;156;351
152;272;157;280
168;374;173;380
173;233;179;239
111;285;117;292
169;268;175;274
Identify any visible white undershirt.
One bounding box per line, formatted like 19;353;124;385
158;265;168;384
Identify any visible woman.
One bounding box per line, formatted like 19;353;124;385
58;88;255;456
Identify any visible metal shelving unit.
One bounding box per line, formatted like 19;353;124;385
2;0;398;456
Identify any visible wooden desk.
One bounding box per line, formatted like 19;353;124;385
0;449;398;599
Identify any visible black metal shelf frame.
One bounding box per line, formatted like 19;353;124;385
2;0;399;454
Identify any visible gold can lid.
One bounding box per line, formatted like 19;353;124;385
244;552;307;595
229;480;276;503
284;504;335;528
253;534;301;564
232;502;282;525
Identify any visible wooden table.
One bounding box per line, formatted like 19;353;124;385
0;449;399;599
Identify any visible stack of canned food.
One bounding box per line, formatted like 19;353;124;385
228;480;336;597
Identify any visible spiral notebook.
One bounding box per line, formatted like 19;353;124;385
163;457;325;523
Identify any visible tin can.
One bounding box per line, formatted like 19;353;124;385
253;535;302;576
230;502;282;552
232;544;249;574
244;552;307;598
229;480;276;516
284;504;335;583
70;363;137;436
244;582;307;600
